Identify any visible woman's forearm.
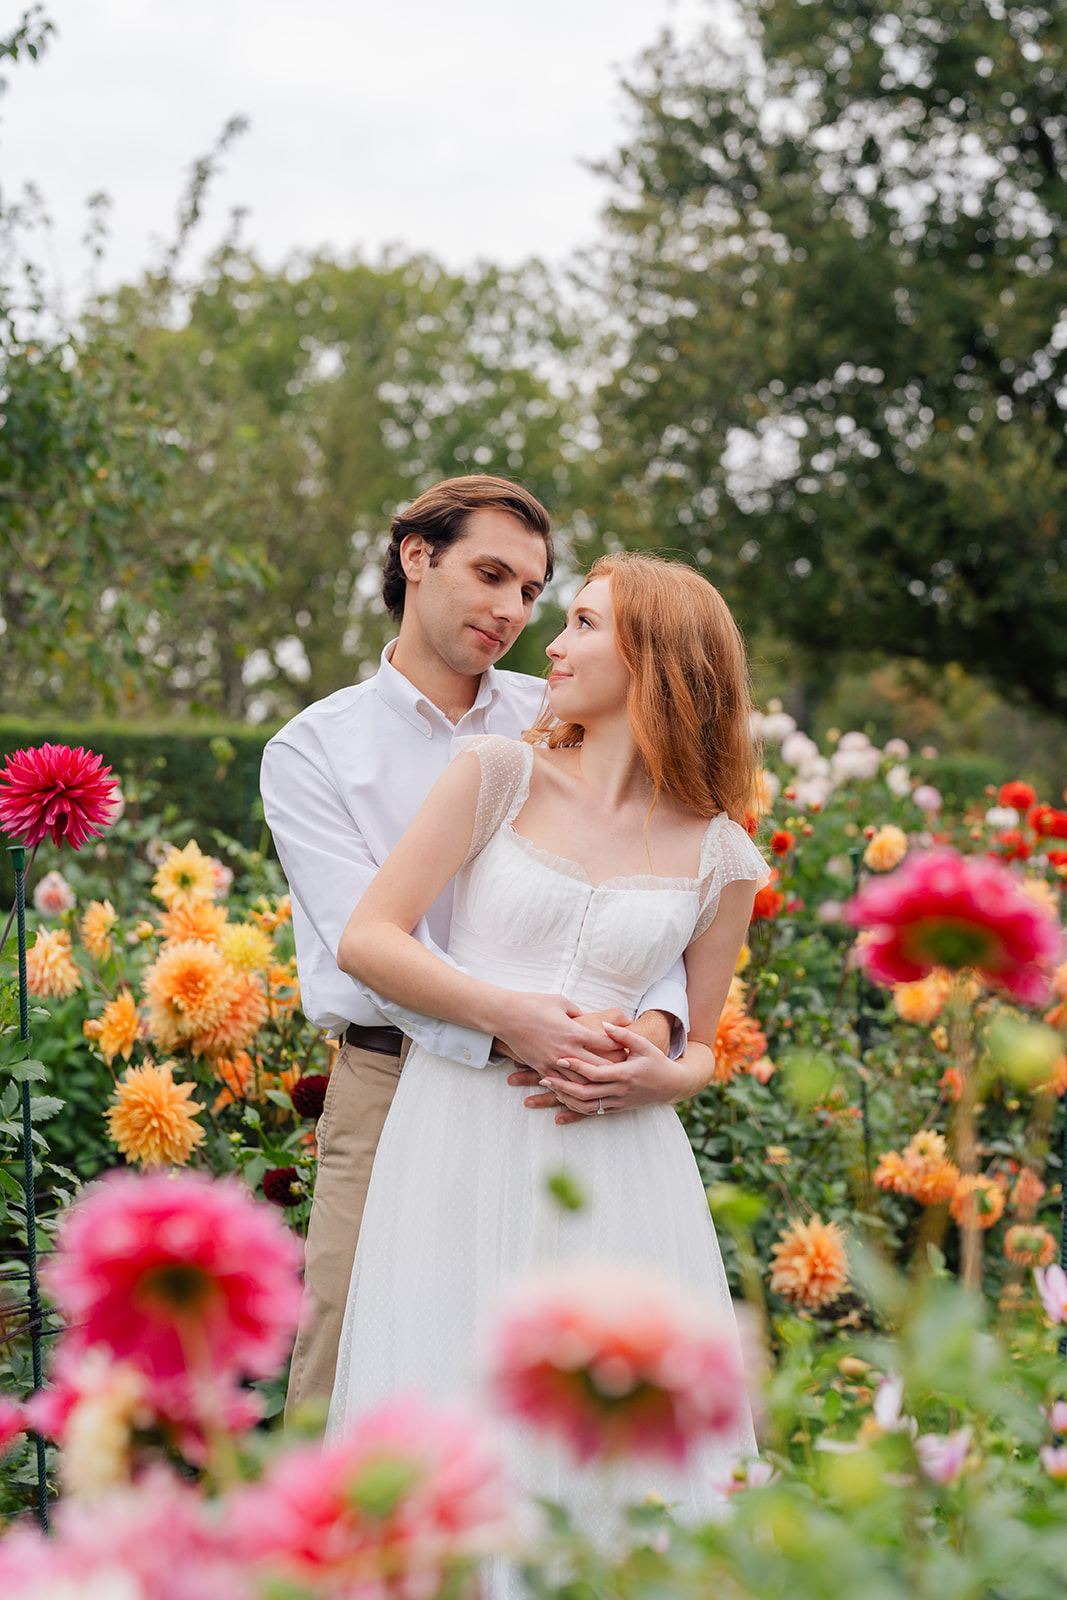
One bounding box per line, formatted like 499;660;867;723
339;920;507;1037
671;1041;716;1102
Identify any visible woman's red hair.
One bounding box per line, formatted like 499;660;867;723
525;552;757;823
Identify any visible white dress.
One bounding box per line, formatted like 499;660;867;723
328;737;769;1579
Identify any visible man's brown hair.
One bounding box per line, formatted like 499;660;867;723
381;475;554;620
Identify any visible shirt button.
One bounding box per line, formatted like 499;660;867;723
423;726;432;738
462;1048;471;1061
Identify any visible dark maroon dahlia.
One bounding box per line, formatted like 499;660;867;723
262;1167;301;1207
290;1073;330;1120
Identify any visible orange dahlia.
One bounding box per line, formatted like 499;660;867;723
249;894;292;933
712;1000;768;1085
95;989;143;1064
266;961;300;1018
863;825;908;873
910;1158;962;1207
1010;1168;1047;1212
950;1175;1005;1231
106;1059;205;1168
190;971;268;1058
25;927;81;999
892;969;950;1025
143;939;240;1052
219;921;275;975
158;901;228;946
875;1151;912;1194
212;1050;255;1111
1004;1224;1057;1268
151;840;217;910
79;898;117;961
769;1215;849;1310
1037;1054;1067;1096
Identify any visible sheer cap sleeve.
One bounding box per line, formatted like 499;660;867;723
693;816;771;940
449;735;534;865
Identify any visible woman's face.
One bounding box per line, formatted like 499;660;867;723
545;576;631;723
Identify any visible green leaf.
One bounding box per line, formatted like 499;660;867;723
27;1095;64;1122
264;1089;294;1111
7;1061;47;1084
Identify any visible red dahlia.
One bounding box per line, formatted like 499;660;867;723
0;744;119;850
290;1073;329;1120
999;780;1037;812
770;830;796;857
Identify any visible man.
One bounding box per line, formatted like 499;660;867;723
261;475;691;1419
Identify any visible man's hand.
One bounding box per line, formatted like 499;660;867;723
538;1021;707;1117
490;993;619;1078
508;1009;681;1125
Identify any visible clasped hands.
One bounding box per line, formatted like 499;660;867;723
492;1003;686;1125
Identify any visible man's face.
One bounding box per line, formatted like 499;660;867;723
399;510;548;677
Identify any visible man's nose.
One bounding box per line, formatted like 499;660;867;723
492;585;527;627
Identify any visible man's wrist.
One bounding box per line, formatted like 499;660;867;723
631;1008;673;1057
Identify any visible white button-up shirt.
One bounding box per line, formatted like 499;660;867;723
261;642;688;1068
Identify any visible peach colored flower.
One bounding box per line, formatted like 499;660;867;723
749;1055;776;1083
863;825;908;873
490;1263;751;1465
33;869;75;917
143;939;240;1052
151;840;216;910
950;1174;1006;1230
892;969;950;1024
712;1000;768;1085
219;921;274;975
232;1398;506;1595
909;1158;962;1207
248;893;292;933
94;989;143;1065
25;926;81;999
1004;1225;1056;1268
932;1023;950;1051
106;1060;205;1168
79;899;117;961
266;961;300;1018
158;900;228;946
211;1051;255;1111
939;1064;962;1098
1010;1169;1047;1212
769;1215;849;1309
875;1151;912;1195
190;971;268;1058
1020;878;1059;919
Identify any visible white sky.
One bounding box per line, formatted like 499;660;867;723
0;0;723;301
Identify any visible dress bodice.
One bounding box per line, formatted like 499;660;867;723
448;737;769;1016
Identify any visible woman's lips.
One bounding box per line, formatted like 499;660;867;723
548;672;572;684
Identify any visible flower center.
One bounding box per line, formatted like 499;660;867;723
136;1261;218;1315
902;917;998;971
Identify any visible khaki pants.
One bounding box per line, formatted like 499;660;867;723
285;1038;408;1421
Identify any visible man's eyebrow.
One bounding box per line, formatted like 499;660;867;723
472;554;545;594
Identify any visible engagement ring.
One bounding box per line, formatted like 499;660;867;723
597;1099;604;1115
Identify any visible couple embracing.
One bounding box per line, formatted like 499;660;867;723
261;475;768;1562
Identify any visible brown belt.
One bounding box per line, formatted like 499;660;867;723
343;1022;405;1057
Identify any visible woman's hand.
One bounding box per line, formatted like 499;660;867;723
489;993;614;1078
538;1021;712;1116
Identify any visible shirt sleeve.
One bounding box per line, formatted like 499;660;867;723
260;738;496;1069
633;960;690;1058
693;819;771;941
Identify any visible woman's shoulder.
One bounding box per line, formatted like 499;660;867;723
698;812;771;887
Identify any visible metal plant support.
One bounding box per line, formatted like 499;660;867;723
850;848;873;1207
9;845;49;1530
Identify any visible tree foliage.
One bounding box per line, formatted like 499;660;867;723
590;0;1067;716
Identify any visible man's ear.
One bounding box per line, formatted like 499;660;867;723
399;533;429;584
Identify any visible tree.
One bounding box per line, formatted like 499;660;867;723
590;0;1067;717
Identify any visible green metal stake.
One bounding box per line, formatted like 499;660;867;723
850;847;873;1207
9;846;48;1531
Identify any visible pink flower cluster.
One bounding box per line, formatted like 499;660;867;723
846;848;1063;1004
0;743;119;850
490;1263;750;1466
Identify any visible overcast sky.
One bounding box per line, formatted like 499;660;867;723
0;0;727;303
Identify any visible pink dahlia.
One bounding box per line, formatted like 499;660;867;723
489;1263;750;1466
1035;1264;1067;1324
915;1426;972;1486
42;1171;303;1417
231;1397;506;1594
0;1468;255;1600
0;1393;25;1457
845;848;1063;1005
0;744;119;851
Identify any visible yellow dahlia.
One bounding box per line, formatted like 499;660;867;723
863;825;908;873
142;939;239;1052
712;999;768;1085
158;901;228;946
25;927;81;999
79;899;117;961
892;969;950;1025
219;921;275;975
769;1215;849;1309
151;840;217;910
106;1059;204;1168
950;1174;1005;1231
190;971;268;1058
906;1129;948;1166
249;893;292;933
96;989;143;1065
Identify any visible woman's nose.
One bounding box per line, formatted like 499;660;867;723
546;632;565;661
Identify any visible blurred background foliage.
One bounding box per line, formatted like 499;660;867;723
2;0;1066;780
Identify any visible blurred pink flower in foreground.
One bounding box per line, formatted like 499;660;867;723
1035;1264;1067;1324
490;1263;750;1466
915;1426;972;1486
0;1468;252;1600
0;744;119;850
1040;1444;1067;1482
0;1393;26;1456
42;1171;303;1420
233;1397;506;1596
33;869;76;917
1047;1399;1067;1434
845;849;1063;1005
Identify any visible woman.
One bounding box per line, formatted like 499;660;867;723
327;553;768;1556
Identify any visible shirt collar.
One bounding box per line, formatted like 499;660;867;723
375;640;501;734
